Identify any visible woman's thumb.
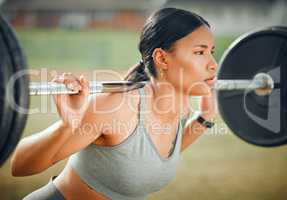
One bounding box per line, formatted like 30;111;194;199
79;75;89;95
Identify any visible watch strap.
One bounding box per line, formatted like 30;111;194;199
196;115;215;128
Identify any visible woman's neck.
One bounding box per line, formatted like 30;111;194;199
147;78;190;119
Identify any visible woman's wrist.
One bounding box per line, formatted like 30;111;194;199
192;111;214;121
191;111;215;129
200;113;215;121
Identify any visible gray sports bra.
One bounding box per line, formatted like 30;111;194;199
68;87;189;200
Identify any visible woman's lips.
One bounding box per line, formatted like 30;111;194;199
204;76;216;86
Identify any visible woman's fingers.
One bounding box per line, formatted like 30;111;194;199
200;90;217;120
52;73;83;93
50;73;90;127
63;73;82;93
79;74;89;96
51;73;91;97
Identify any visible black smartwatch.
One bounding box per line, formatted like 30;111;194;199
196;115;215;128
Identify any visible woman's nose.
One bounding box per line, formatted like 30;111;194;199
207;59;218;72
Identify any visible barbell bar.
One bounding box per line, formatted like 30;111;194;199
28;72;275;95
0;14;286;167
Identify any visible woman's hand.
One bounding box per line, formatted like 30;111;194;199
199;88;218;121
181;86;218;152
52;73;90;130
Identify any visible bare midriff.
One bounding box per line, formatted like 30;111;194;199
53;164;111;200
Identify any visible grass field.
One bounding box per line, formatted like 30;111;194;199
16;28;234;70
0;28;286;200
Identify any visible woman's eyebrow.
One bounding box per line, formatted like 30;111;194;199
193;44;215;49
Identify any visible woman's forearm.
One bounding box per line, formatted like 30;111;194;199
180;118;209;152
11;120;72;176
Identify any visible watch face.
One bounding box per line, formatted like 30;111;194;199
197;116;215;128
203;121;214;128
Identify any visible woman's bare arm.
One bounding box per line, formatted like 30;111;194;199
180;117;209;152
10;99;102;177
11;73;111;177
10;87;129;177
181;90;217;152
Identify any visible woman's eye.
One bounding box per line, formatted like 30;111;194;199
194;51;204;55
211;51;215;55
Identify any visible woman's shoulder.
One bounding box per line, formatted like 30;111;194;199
85;89;141;132
89;89;140;113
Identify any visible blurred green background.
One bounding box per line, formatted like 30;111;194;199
0;28;286;200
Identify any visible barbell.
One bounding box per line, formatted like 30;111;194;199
28;72;274;95
0;14;286;166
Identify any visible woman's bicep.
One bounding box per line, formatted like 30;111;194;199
51;96;100;162
51;94;114;163
52;126;101;163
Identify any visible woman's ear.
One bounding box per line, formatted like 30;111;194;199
152;48;168;70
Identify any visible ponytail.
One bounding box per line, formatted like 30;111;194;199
123;61;150;82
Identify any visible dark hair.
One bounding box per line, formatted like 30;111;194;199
124;7;210;82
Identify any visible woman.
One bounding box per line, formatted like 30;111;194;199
11;7;217;200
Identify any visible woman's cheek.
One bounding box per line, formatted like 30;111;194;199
179;67;199;94
184;62;210;95
168;54;208;94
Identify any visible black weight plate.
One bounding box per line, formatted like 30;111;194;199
0;19;14;164
0;15;29;166
217;26;287;147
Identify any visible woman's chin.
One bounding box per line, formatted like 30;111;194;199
189;90;210;96
187;83;212;96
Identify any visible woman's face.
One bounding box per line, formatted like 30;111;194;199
165;25;217;96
